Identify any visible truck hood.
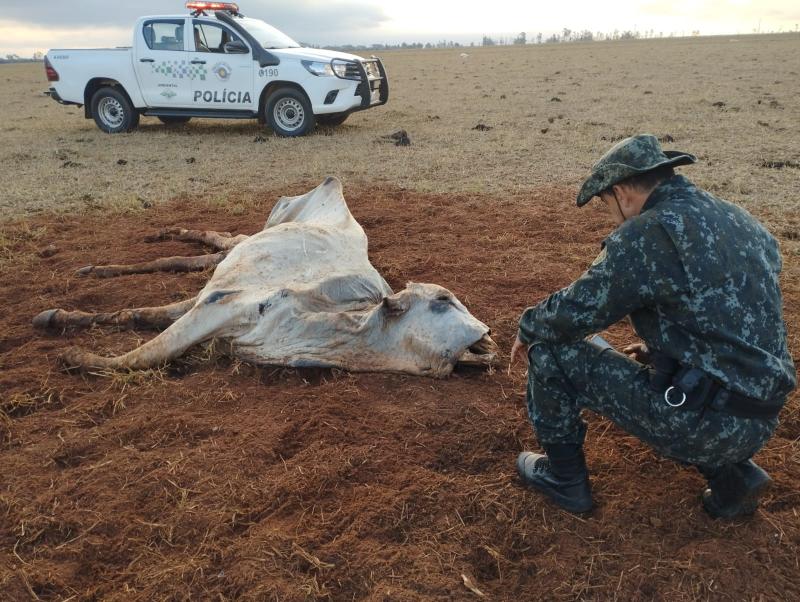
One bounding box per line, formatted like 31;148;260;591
275;47;365;63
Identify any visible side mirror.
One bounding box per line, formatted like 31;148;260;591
224;40;249;54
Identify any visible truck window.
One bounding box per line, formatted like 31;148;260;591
143;20;186;52
193;22;244;54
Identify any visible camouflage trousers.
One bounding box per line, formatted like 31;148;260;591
526;339;778;469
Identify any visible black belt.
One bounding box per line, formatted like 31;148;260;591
649;352;784;420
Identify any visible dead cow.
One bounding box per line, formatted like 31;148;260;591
34;177;497;377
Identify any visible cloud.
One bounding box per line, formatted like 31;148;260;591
640;0;800;21
0;1;175;27
0;1;388;43
2;0;798;54
0;20;132;56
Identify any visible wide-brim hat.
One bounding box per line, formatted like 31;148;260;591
576;134;697;207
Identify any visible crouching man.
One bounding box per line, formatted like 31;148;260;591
510;135;796;518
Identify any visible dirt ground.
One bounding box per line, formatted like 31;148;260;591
1;183;798;601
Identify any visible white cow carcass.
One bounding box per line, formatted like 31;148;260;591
34;177;497;377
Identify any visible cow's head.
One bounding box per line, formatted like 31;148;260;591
236;279;496;378
371;282;497;377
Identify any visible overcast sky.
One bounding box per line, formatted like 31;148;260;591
1;0;798;55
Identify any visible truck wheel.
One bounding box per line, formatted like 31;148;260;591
91;87;139;134
266;87;315;137
158;116;192;126
316;113;349;127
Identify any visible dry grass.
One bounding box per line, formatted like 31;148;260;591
1;34;799;222
0;222;47;270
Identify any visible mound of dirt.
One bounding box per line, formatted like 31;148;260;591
0;186;798;600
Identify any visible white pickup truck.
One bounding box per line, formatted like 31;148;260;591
44;2;388;136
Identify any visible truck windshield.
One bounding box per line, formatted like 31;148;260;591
240;18;300;49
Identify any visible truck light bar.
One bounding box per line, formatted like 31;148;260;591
186;2;240;14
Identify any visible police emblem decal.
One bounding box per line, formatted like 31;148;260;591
160;90;177;99
213;62;232;82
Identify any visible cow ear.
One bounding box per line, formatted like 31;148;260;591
381;293;409;317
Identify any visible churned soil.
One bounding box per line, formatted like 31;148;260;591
1;186;798;600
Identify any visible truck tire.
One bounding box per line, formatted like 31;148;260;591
91;87;139;134
316;112;349;127
158;116;192;126
265;87;315;137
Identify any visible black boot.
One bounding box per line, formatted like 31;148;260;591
700;459;771;519
516;444;592;513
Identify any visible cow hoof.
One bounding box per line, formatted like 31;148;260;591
32;309;59;329
59;347;113;372
75;265;95;276
59;347;88;371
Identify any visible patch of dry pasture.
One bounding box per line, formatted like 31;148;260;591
0;33;798;223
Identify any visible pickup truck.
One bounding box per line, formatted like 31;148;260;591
44;2;388;136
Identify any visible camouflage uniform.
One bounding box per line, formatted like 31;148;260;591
519;136;796;470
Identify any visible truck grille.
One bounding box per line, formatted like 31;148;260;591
343;62;361;79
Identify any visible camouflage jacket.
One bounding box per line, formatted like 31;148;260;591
518;175;797;402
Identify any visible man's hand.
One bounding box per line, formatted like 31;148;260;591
623;342;650;364
508;334;530;375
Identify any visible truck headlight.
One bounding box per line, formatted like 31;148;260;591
331;62;349;78
302;60;334;77
331;59;360;80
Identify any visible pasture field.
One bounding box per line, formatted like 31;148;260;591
1;34;799;600
1;34;799;219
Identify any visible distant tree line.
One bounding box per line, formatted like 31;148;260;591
319;40;469;52
324;28;797;52
486;28;671;46
1;51;44;63
323;29;678;52
4;27;798;61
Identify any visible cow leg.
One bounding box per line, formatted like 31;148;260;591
33;297;198;332
59;301;235;371
76;251;227;278
144;227;248;251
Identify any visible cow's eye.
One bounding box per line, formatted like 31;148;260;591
436;295;451;302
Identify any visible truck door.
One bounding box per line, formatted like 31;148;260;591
189;20;254;111
135;19;195;107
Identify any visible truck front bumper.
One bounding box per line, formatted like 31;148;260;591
313;57;388;116
353;57;389;111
